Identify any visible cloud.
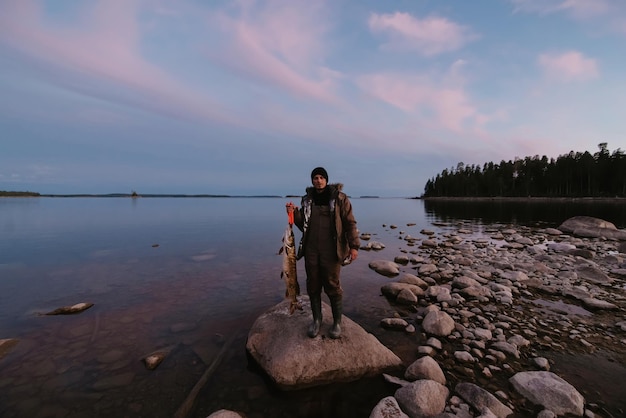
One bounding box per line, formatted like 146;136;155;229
558;0;612;17
356;73;479;133
355;60;486;134
368;11;477;55
509;0;610;18
538;51;599;82
0;0;234;125
210;0;340;104
509;0;626;36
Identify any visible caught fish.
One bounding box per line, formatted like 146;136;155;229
279;211;302;314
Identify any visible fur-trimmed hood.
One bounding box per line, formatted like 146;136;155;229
305;183;344;195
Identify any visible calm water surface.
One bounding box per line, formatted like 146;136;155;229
0;197;624;417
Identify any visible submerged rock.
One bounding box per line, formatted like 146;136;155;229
43;302;94;315
369;260;400;277
141;345;176;370
0;338;19;360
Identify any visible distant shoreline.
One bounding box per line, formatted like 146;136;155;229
0;192;283;198
3;191;625;201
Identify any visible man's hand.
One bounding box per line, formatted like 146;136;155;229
349;248;358;261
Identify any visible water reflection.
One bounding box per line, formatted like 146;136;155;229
423;198;626;228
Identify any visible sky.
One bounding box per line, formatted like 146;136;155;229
1;0;625;197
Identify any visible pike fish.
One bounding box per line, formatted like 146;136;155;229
279;212;302;314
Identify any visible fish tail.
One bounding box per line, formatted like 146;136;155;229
289;299;303;315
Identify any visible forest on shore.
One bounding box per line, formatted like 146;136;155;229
4;143;625;199
423;143;626;198
0;191;40;197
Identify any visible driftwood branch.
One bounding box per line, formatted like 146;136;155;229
174;332;238;418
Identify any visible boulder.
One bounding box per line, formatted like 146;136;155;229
421;310;455;337
558;216;626;240
395;379;449;417
380;318;410;331
369;396;409;418
246;297;402;390
396;288;419;305
455;382;513;418
509;371;585;416
404;356;446;385
369;260;401;277
397;273;429;289
381;282;423;299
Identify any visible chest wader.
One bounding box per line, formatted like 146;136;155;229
305;205;343;339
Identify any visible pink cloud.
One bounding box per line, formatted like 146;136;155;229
557;0;611;17
538;51;599;82
510;0;610;17
211;0;340;104
356;71;482;133
510;0;626;36
0;0;233;124
368;12;477;55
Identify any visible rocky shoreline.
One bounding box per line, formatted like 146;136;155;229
363;216;626;417
213;216;626;418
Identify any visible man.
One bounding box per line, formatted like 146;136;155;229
286;167;360;338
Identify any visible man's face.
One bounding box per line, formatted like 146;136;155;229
312;174;327;191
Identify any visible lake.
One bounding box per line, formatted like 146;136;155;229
0;197;625;417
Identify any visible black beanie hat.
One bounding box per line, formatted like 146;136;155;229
311;167;328;182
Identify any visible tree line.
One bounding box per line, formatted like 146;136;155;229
423;143;626;198
0;190;40;197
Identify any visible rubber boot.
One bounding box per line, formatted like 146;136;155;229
329;295;343;339
307;295;322;338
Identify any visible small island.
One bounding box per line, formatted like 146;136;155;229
0;190;40;197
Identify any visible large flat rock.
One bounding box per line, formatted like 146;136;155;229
246;296;403;390
558;216;626;240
